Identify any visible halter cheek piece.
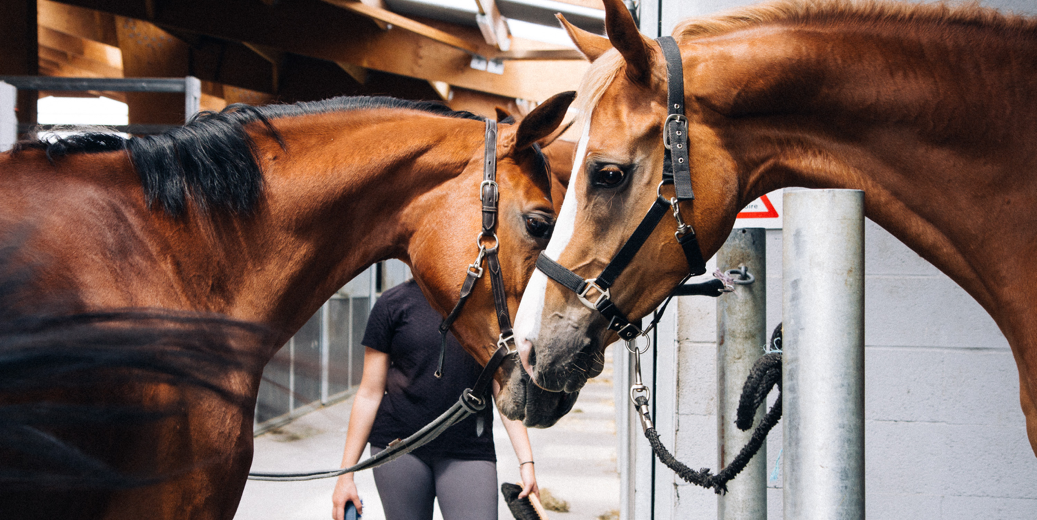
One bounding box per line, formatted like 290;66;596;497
535;36;709;341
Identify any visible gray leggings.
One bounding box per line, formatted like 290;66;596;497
369;447;498;520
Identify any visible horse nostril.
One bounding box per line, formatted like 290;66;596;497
527;343;537;368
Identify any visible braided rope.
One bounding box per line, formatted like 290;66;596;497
640;352;782;494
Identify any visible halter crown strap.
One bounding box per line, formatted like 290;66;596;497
657;36;694;202
481;119;499;233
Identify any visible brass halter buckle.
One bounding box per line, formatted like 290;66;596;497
577;278;611;310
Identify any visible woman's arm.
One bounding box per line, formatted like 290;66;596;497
331;347;390;520
494;380;539;499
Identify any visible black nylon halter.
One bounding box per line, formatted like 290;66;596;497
535;36;708;341
248;119;514;482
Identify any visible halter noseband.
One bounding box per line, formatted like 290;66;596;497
535;36;708;341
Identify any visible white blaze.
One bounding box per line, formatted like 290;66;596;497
514;117;592;346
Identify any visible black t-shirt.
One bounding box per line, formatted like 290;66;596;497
364;280;496;462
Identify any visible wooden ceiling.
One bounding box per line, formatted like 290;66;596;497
1;0;598;125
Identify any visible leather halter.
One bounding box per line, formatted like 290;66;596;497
535;36;708;341
248;119;514;482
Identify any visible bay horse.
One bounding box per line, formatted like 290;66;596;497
505;0;1037;458
0;92;576;519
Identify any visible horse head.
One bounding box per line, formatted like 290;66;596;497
405;92;583;427
508;0;744;423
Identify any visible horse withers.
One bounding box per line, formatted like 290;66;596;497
0;92;576;519
508;0;1037;458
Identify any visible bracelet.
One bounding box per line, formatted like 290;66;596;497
519;461;534;467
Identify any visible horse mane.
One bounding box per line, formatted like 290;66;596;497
576;0;1036;120
674;0;1037;40
13;97;484;216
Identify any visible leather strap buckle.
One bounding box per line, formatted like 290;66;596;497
662;114;688;150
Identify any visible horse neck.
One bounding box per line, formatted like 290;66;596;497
198;112;481;346
718;21;1037;315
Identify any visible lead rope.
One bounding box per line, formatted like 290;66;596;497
630;323;784;494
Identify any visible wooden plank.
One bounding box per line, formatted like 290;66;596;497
39;44;124;77
0;0;39;125
544;0;603;10
38;25;122;68
115;15;191;124
38;0;118;46
321;0;483;56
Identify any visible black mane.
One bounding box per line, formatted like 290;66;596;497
13;97;484;216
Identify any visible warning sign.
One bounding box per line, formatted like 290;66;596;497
734;189;783;229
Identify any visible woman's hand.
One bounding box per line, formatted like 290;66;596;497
518;462;539;499
331;475;362;520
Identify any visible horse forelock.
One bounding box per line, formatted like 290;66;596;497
673;0;1037;42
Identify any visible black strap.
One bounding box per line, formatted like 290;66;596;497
657;36;693;202
486;250;513;342
596;197;671;290
481;120;499;233
435;267;480;377
536;252;587;295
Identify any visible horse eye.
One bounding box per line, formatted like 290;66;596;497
593;165;626;188
525;215;554;240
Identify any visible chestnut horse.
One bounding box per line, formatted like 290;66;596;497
507;0;1037;456
0;92;576;519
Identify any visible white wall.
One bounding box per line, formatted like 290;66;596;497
619;1;1037;518
640;222;1037;519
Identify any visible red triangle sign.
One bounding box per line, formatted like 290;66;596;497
737;194;779;219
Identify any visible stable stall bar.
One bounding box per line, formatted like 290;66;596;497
782;189;865;520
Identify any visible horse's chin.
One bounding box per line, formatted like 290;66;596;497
498;359;579;428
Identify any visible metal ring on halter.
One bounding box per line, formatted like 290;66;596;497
476;233;499;253
725;266;755;285
625;334;651;355
656;179;673;204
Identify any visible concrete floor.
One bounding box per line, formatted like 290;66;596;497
236;352;620;520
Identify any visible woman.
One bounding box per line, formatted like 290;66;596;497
331;279;538;520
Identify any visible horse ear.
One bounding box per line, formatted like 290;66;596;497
557;14;611;62
601;0;652;85
512;91;576;151
495;107;512;122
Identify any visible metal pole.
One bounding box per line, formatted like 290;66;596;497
1;82;16;152
716;228;767;520
184;76;201;122
782;189;865;520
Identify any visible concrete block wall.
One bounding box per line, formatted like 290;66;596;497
656;222;1037;519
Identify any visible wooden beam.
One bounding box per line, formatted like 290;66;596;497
38;25;122;69
1;0;39;125
52;0;589;101
321;0;483;56
39;44;124;77
544;0;603;11
115;15;191;124
38;0;118;46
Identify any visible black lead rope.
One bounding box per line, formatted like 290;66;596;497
248;345;510;482
633;325;784;494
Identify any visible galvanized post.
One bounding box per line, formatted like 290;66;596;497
1;82;16;152
716;228;767;520
184;76;201;122
782;189;865;520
